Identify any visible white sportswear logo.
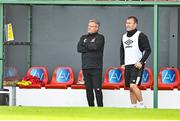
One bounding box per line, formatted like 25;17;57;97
124;39;133;45
90;38;95;42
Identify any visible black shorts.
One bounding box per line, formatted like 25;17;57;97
125;64;144;87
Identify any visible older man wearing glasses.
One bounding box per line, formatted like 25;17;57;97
77;19;105;107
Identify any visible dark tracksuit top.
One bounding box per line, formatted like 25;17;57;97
77;32;105;69
120;29;151;66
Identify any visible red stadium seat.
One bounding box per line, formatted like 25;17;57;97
178;71;180;90
45;66;74;89
139;67;153;90
178;86;180;90
71;69;86;89
19;66;49;89
102;67;124;89
158;67;180;90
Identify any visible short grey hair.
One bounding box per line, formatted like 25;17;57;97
89;19;100;27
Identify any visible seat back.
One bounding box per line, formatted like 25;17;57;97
103;67;124;87
140;67;153;89
158;67;180;89
50;66;74;86
27;66;49;84
76;69;85;84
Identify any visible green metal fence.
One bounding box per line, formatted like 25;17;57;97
0;0;180;108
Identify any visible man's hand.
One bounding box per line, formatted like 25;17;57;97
135;62;142;69
83;39;87;43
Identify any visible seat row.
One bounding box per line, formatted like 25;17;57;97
19;66;180;90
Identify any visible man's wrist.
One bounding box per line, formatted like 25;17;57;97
139;61;143;65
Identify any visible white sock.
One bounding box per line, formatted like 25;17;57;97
139;101;144;105
131;104;137;108
139;101;146;108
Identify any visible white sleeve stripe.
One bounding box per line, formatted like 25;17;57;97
136;76;141;85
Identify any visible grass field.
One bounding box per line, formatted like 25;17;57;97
0;106;179;120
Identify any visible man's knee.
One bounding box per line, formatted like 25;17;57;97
130;83;138;91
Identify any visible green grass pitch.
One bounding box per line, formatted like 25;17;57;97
0;106;179;120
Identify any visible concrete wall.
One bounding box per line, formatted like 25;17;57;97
15;88;180;109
